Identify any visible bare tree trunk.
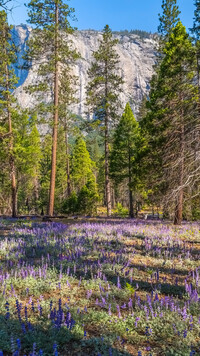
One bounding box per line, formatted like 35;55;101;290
174;125;184;225
196;48;200;112
105;117;112;216
105;58;111;217
33;175;39;213
48;2;59;216
128;147;134;218
174;189;184;225
111;187;116;209
129;190;134;218
65;131;71;197
3;25;17;218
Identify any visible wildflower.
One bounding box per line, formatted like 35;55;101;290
16;339;21;350
5;301;10;320
183;330;187;338
117;276;121;289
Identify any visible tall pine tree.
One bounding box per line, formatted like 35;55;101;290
86;25;123;217
158;0;180;40
71;136;95;192
110;103;143;218
0;10;18;217
25;0;78;216
191;1;200;107
142;23;198;224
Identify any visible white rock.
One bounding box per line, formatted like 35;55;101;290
13;26;156;118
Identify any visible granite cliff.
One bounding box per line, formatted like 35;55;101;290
13;25;157;118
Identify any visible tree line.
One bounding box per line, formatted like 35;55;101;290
0;0;200;225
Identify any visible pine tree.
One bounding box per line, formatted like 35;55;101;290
142;23;198;225
158;0;180;39
25;0;78;216
39;128;68;214
71;136;95;191
13;111;41;214
191;1;200;106
0;10;18;217
110;103;143;218
86;25;123;217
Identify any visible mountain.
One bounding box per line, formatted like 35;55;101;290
13;25;157;118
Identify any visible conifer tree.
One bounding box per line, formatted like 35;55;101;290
110;103;143;218
191;1;200;104
71;136;95;191
25;0;78;216
13;111;42;213
0;10;18;217
142;23;198;225
158;0;180;39
86;25;123;216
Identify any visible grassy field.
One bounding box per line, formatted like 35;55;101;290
0;219;199;355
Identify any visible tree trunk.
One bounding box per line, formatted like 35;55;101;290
196;48;200;114
65;131;71;197
129;189;134;218
128;145;134;218
111;187;116;209
48;2;59;216
3;25;17;218
104;57;112;217
174;189;184;225
105;118;112;216
174;125;184;225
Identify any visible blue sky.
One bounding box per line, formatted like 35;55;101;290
7;0;195;33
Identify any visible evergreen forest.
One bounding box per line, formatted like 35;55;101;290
0;1;200;355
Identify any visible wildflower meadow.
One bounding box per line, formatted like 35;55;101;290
0;219;199;355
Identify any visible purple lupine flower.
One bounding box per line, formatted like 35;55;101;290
117;276;121;289
108;304;112;316
5;301;10;320
16;339;21;350
128;298;132;309
135;317;140;327
183;330;187;338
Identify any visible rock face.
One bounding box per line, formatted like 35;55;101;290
13;26;156;118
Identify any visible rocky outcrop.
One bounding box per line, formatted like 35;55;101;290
13;26;156;118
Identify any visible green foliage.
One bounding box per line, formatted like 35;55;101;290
87;25;123;126
13;111;42;213
110;103;145;216
25;0;78;116
113;203;128;218
71;136;95;191
77;177;99;215
0;11;18;110
191;0;200;41
113;29;153;39
141;22;198;221
158;0;180;38
125;282;135;294
61;137;99;215
62;191;78;214
110;103;141;186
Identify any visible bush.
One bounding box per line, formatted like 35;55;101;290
62;192;78;214
77;177;99;216
114;203;128;218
